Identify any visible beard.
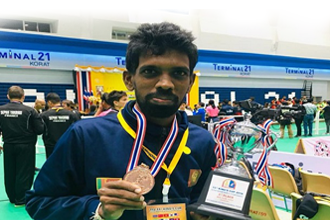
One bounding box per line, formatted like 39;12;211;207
135;89;181;118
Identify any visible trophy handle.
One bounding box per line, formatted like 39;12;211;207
266;131;279;151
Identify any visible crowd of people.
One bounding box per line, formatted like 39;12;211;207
0;86;130;209
180;95;330;139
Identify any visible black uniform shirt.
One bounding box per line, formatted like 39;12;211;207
41;107;78;147
0;102;44;144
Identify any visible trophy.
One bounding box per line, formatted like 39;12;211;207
188;113;278;220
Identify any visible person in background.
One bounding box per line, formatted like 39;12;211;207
303;98;317;136
292;97;306;137
322;100;330;135
217;102;222;112
193;103;198;112
41;93;79;158
179;101;193;116
277;101;293;138
98;90;128;117
93;93;111;117
316;101;325;119
205;99;219;122
86;105;97;116
34;99;46;113
301;96;307;103
220;99;234;115
263;102;270;109
270;98;277;109
193;101;206;122
26;22;217;220
33;99;46;172
62;100;81;120
0;86;44;207
280;96;287;103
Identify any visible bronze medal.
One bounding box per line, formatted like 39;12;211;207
123;163;155;195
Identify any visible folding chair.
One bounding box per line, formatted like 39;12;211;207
249;187;280;220
268;165;300;211
299;169;330;196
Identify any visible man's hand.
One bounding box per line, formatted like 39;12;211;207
0;146;3;154
190;211;217;220
97;180;146;220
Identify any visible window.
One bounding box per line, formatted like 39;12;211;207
112;28;135;41
0;19;23;30
0;18;52;33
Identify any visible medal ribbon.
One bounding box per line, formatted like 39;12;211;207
117;107;188;200
118;105;187;175
126;105;179;177
51;107;64;112
213;117;236;167
126;106;147;172
255;119;274;187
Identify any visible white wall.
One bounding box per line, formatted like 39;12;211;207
1;1;330;99
0;68;72;84
2;2;330;60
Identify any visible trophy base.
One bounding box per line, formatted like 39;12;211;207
188;203;252;220
187;170;253;220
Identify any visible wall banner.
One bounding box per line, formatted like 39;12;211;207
196;62;329;80
1;48;330;81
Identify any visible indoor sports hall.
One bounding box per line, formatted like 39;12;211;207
1;1;330;220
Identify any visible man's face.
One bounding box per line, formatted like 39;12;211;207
114;95;128;110
124;50;195;118
35;100;46;110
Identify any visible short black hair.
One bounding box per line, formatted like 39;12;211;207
106;90;127;107
8;86;24;99
46;93;61;104
62;100;74;109
90;105;97;112
100;92;110;105
126;22;198;75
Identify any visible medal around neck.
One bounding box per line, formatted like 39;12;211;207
123;163;155;195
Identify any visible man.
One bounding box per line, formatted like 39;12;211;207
193;102;206;122
62;99;81;120
0;86;44;207
303;98;317;136
322;100;330;135
277;101;293;138
34;99;46;113
26;22;217;220
220;99;234;115
292;97;306;137
41;93;79;158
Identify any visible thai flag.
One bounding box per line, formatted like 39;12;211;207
75;71;92;111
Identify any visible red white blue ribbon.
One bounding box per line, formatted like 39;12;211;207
255;119;274;187
126;104;179;177
213;117;236;167
126;105;147;172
